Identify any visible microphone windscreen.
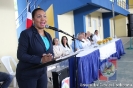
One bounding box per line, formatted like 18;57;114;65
45;25;49;29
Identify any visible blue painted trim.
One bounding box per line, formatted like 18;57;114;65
55;0;91;14
90;0;129;16
39;0;59;38
17;0;27;16
54;13;59;38
102;12;112;38
83;16;86;33
74;4;99;35
126;0;129;9
40;0;53;12
102;12;119;38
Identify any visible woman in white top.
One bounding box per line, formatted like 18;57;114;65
92;30;100;44
53;38;65;59
61;36;72;67
61;36;72;55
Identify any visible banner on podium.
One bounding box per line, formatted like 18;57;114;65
99;57;117;81
61;77;70;88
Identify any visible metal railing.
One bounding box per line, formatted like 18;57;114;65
16;0;42;28
117;1;129;10
117;0;129;10
110;0;129;10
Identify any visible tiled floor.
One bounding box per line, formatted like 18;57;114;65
89;37;133;88
118;37;130;45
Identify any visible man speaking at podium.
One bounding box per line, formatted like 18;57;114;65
16;8;54;88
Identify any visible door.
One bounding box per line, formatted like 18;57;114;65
93;19;97;33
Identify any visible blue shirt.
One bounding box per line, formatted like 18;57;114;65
71;40;83;51
41;36;50;51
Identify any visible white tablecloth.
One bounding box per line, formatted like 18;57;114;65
99;41;116;60
47;39;120;72
76;38;120;60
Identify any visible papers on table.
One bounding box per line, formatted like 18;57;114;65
55;49;83;61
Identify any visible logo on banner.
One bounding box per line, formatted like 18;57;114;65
101;62;115;77
99;57;117;81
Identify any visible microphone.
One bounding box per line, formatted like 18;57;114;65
45;25;84;43
45;25;60;31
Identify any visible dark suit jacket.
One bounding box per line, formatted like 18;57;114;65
88;34;94;41
16;26;54;77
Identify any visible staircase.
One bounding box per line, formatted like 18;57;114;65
16;0;43;28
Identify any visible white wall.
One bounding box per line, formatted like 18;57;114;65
58;11;75;45
110;18;114;38
0;0;18;72
110;15;127;37
129;9;133;14
85;11;104;40
115;15;127;37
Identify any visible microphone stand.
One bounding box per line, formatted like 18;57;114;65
55;30;83;88
58;30;83;43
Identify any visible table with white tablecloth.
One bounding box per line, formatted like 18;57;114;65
69;38;125;88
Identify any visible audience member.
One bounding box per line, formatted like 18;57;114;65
85;33;91;46
61;36;73;55
87;31;93;41
53;38;65;59
0;72;13;88
71;32;83;51
92;30;100;43
80;32;91;48
60;36;73;67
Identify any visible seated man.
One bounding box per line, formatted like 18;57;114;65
92;30;100;44
71;32;83;51
0;72;13;88
81;32;91;48
86;31;93;41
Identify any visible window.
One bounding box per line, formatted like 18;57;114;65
98;16;101;27
88;15;91;27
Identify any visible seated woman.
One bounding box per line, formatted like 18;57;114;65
92;30;100;44
53;38;65;59
61;36;73;55
60;36;73;67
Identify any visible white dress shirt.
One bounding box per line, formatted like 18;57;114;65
92;34;100;44
81;39;91;48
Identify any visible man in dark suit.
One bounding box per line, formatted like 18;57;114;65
16;8;54;88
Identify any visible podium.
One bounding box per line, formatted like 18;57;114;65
52;66;69;88
25;50;81;70
25;50;82;88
